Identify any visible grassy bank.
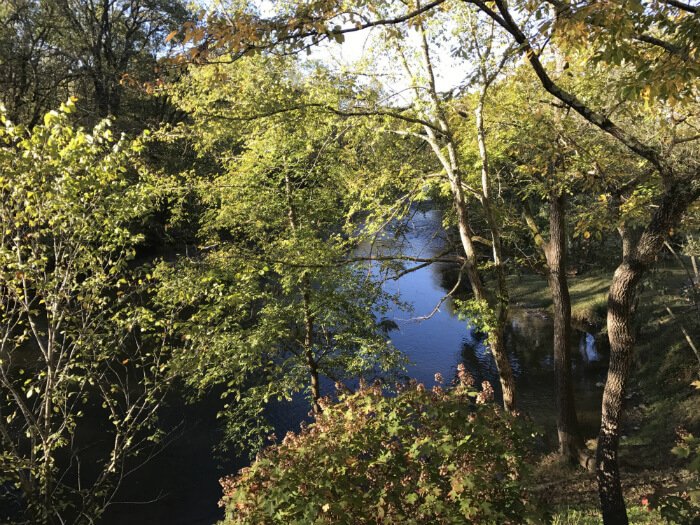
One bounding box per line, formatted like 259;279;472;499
507;272;610;328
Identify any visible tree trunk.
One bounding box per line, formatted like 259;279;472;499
597;257;640;525
284;172;321;413
447;172;487;301
489;325;516;410
545;192;581;458
474;95;516;413
597;180;699;524
415;14;516;412
303;287;321;414
94;77;110;118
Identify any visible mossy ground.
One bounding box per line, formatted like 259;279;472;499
507;264;699;523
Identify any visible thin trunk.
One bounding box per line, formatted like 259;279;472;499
664;306;700;372
488;328;516;410
41;328;54;524
545;192;581;458
285;172;321;413
303;286;321;413
665;241;700;319
474;94;515;412
414;14;487;303
109;78;122;116
524;196;589;465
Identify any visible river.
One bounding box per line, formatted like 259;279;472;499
101;207;607;524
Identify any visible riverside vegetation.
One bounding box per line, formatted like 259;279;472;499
0;1;698;524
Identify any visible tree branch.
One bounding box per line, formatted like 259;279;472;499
471;0;668;176
201;103;446;136
660;0;698;14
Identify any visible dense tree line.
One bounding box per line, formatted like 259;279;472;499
0;0;187;128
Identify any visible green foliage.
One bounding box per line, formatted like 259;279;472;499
454;298;497;337
153;56;408;453
658;432;700;524
549;0;700;105
219;379;539;524
0;101;170;523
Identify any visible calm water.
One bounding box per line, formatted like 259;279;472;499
101;208;607;524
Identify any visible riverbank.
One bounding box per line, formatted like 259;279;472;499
508;265;700;521
507;272;609;329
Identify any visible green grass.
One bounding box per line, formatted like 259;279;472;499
550;506;665;524
506;272;610;327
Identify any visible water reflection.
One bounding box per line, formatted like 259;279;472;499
101;206;608;523
374;208;608;440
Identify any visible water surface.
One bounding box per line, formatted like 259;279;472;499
102;207;607;524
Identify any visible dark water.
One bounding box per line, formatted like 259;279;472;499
101;208;607;524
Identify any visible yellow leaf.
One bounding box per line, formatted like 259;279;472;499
165;30;178;43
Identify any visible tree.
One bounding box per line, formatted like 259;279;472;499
0;0;189;128
49;0;187;119
468;3;699;517
152;56;405;451
297;2;521;413
0;0;75;128
0;101;172;524
478;62;638;463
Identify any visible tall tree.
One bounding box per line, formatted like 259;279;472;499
153;56;406;451
0;0;73;127
0;0;188;127
311;2;520;412
49;0;186;118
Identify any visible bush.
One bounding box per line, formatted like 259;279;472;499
658;431;700;524
219;370;539;524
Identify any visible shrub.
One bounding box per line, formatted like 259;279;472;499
219;371;539;524
657;431;700;524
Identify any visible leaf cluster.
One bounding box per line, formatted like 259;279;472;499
219;380;539;524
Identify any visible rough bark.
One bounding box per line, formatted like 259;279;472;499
597;179;700;524
488;326;516;410
544;192;581;459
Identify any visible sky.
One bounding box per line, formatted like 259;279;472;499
305;23;471;95
206;0;473;98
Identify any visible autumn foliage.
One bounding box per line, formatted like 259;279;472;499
219;370;539;524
